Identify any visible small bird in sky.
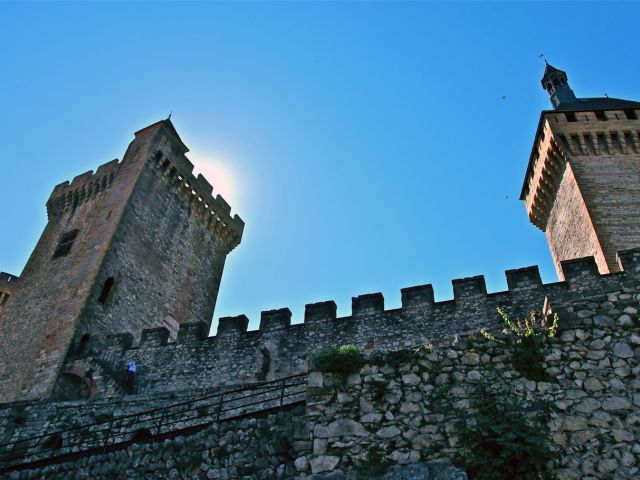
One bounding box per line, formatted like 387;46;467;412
502;96;507;100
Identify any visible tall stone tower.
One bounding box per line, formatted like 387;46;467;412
521;63;640;279
0;119;244;401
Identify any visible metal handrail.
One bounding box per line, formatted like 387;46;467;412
0;373;307;472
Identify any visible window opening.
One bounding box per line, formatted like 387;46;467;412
77;334;90;355
624;109;638;120
595;110;607;121
98;277;115;304
52;230;79;258
565;112;577;122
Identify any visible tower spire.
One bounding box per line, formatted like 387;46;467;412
541;63;577;109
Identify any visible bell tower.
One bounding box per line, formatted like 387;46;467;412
521;64;640;279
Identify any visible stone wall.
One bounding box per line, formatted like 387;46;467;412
300;284;640;479
4;407;309;480
546;162;604;279
2;267;639;479
66;249;640;398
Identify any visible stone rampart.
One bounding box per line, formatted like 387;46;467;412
1;260;638;479
2;407;309;480
301;282;640;479
68;249;640;397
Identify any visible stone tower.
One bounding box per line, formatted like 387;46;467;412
0;120;244;402
521;63;640;280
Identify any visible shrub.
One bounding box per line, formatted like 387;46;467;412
456;382;557;480
482;308;558;381
309;344;364;376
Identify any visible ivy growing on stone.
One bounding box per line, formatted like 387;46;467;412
454;382;557;480
482;308;558;381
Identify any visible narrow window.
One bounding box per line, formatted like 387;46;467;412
0;293;8;306
52;229;79;258
595;110;607;121
77;334;90;355
565;112;577;122
624;109;638;120
98;277;114;304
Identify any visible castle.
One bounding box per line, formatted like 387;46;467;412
0;65;638;479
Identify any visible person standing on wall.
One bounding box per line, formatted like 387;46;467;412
126;357;138;394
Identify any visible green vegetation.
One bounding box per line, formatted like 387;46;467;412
309;344;364;376
456;382;557;480
482;308;558;381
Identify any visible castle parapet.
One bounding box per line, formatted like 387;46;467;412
452;275;487;301
505;266;542;291
176;322;207;343
259;309;292;330
139;327;171;347
150;149;244;254
401;285;434;309
304;301;337;323
352;293;384;316
87;248;640;396
0;272;18;288
560;256;601;288
46;159;121;218
217;315;249;336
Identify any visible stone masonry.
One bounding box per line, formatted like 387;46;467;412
52;248;640;399
1;252;638;479
0;120;244;403
521;106;640;279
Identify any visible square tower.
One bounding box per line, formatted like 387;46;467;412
521;64;640;279
0;120;244;401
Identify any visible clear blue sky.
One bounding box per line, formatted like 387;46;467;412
1;2;639;332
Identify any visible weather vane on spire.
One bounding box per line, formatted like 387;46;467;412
538;53;548;64
167;111;173;121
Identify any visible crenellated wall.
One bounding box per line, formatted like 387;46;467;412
65;248;640;398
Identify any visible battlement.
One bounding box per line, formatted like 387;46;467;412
125;248;637;346
46;159;122;218
149;148;244;252
0;272;18;287
79;247;640;396
521;108;640;230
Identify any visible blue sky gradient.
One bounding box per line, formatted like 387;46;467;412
1;2;639;331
